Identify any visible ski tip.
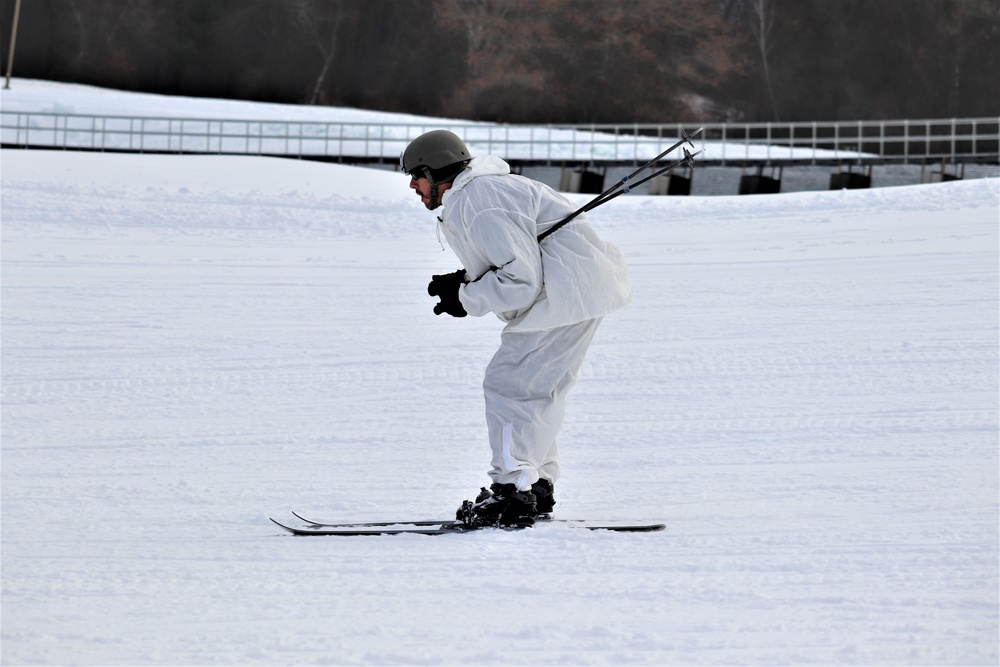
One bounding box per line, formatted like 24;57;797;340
269;517;295;532
290;510;321;526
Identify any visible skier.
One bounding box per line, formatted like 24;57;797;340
401;130;632;528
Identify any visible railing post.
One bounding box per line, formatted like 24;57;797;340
811;121;817;165
855;120;861;165
721;123;726;165
904;119;909;164
951;118;957;162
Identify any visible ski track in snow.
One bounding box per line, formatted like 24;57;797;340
1;143;998;666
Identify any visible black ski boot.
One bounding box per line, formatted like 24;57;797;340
531;479;556;516
457;483;537;528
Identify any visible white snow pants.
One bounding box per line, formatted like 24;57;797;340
483;317;603;490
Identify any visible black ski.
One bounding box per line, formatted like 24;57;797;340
290;511;656;529
271;517;665;536
291;511;459;528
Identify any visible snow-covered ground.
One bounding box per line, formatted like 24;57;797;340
2;83;999;666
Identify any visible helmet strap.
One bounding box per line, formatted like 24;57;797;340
429;180;440;209
416;161;469;210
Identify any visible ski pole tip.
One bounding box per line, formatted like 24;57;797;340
682;147;703;168
681;127;704;148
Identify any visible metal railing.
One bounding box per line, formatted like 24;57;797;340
2;111;997;166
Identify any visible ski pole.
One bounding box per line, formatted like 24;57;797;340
579;147;704;212
538;127;703;242
589;127;702;208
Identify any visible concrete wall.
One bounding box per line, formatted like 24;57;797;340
520;163;1000;196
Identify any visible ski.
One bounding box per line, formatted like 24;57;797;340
290;511;652;529
270;517;665;536
291;511;459;528
272;519;473;536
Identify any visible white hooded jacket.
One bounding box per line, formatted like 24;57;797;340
438;155;633;332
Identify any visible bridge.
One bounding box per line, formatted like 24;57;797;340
3;111;997;165
3;111;997;194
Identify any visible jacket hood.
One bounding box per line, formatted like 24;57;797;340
442;156;510;203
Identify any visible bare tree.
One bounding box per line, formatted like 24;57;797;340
291;0;353;105
435;0;523;118
748;0;779;119
940;0;1000;117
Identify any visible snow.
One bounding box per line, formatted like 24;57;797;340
2;82;999;665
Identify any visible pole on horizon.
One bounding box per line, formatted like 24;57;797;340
4;0;23;90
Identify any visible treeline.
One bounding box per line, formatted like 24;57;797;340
2;0;998;123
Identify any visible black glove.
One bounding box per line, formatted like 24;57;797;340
427;269;468;318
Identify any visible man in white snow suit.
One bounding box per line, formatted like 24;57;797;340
401;130;632;528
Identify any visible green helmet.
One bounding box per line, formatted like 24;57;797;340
401;130;471;210
400;130;471;182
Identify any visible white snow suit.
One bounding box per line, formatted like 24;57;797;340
437;156;632;490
